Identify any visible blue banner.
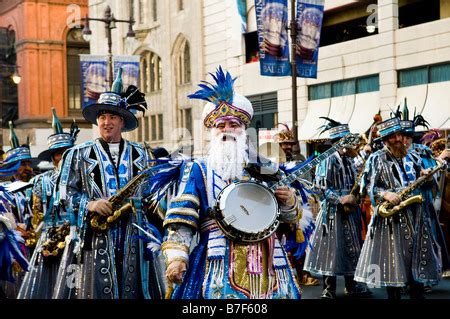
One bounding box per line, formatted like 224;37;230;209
255;0;290;76
113;55;140;87
295;0;324;78
80;55;108;109
80;55;141;109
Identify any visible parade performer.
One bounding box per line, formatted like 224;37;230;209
355;116;444;299
17;108;79;299
303;117;371;299
162;67;302;299
55;70;163;299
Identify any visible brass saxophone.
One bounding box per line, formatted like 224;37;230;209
90;170;153;232
41;221;71;258
378;159;447;218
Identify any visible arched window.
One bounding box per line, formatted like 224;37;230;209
175;38;191;85
66;28;89;113
140;51;162;93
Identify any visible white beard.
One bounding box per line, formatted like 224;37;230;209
207;129;248;181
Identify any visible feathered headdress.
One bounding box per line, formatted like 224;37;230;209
188;66;253;128
82;67;148;132
318;117;350;140
420;128;442;146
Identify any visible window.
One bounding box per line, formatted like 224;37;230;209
152;0;158;22
144;116;149;141
140;51;162;92
66;28;89;113
398;67;428;87
145;114;163;141
398;62;450;87
137;117;143;141
308;75;379;100
151;115;157;140
139;0;146;24
399;0;440;29
158;114;164;140
178;0;184;11
174;37;191;85
248;92;278;131
320;1;378;47
244;32;259;63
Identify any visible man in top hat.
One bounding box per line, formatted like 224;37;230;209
55;69;162;299
354;116;443;299
303;117;370;299
17;108;79;299
163;67;302;299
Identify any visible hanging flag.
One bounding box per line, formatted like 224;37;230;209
255;0;290;76
295;0;324;78
237;0;248;33
113;55;140;87
80;55;108;109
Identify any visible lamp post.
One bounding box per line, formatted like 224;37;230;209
288;0;299;142
81;5;135;88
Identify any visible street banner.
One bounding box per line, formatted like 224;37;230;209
113;55;140;88
80;55;141;109
80;55;108;109
295;0;324;78
255;0;290;76
237;0;248;33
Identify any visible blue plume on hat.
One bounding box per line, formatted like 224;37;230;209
188;66;236;106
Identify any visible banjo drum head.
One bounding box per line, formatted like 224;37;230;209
218;182;279;234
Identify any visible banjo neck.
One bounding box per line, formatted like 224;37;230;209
269;133;360;191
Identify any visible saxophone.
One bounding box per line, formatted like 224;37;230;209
378;159;447;218
41;221;71;258
90;169;153;232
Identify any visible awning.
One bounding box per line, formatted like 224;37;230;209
298;92;380;140
348;91;380;134
397;82;450;130
298;100;331;140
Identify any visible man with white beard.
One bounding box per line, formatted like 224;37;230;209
161;67;302;299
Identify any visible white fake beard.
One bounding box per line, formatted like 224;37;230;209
207;129;248;181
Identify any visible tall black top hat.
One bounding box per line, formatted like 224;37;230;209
82;67;148;132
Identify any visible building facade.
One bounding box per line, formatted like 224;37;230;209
89;0;450;157
0;0;92;158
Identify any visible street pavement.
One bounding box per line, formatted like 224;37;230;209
301;274;450;299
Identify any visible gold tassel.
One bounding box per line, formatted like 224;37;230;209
296;228;305;243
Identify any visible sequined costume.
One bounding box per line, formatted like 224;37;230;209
303;152;364;277
354;146;443;288
162;159;302;299
54;138;158;299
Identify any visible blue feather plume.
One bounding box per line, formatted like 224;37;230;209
0;227;29;282
188;66;236;106
140;162;183;198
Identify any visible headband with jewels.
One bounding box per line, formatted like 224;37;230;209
274;123;296;143
82;67;148;132
318;117;351;141
188;66;253;128
37;107;80;161
2;121;39;167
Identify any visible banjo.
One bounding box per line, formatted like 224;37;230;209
211;133;361;243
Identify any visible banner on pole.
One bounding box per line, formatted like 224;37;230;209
80;55;141;109
255;0;290;76
295;0;324;78
113;55;140;87
80;55;108;109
